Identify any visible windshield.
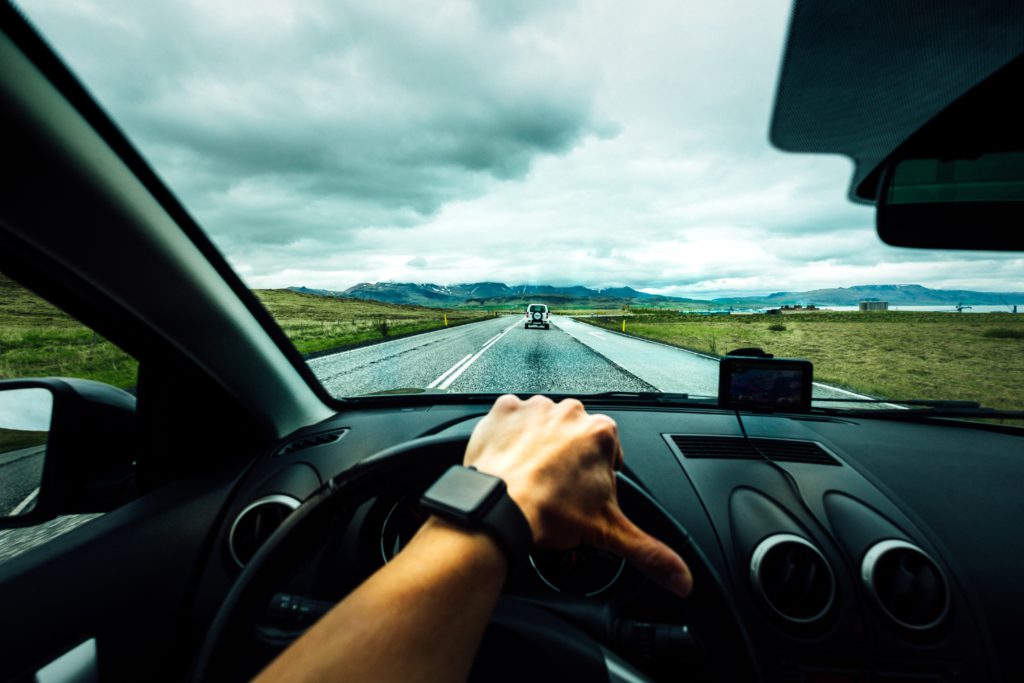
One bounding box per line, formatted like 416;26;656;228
16;1;1023;412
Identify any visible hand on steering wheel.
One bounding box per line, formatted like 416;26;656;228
466;394;693;598
191;398;760;683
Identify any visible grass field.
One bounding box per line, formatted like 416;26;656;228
0;428;47;455
579;311;1024;411
0;275;491;388
252;290;490;355
0;275;139;389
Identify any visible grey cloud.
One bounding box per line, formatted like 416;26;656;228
28;0;604;242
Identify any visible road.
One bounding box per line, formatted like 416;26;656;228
0;445;44;516
310;315;856;402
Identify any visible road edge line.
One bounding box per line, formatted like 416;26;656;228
10;487;39;516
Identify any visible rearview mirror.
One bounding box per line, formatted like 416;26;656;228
877;151;1024;250
0;387;53;517
871;53;1024;251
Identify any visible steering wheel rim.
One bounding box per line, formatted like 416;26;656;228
190;433;761;682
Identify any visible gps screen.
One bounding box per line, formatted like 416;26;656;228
719;358;812;410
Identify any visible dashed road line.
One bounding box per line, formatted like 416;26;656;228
437;322;518;390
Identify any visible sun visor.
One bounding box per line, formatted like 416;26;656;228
769;0;1024;204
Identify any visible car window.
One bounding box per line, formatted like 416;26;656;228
0;271;136;564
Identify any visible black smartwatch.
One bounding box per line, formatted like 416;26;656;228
420;465;533;568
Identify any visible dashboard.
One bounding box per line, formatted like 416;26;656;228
188;402;1024;682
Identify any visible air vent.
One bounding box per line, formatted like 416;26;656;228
278;429;347;456
670;435;839;465
228;495;301;568
862;540;950;631
751;533;836;624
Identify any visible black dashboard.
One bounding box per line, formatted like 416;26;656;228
188;402;1024;682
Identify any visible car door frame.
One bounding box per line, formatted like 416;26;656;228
0;6;335;680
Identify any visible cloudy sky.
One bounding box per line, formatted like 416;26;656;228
20;0;1024;297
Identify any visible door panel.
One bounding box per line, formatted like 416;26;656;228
0;466;239;682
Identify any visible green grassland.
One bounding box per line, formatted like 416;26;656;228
579;311;1024;411
0;274;139;388
0;428;47;455
1;275;491;389
252;290;490;355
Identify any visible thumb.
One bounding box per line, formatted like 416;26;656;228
600;507;693;598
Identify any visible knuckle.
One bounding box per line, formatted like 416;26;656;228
493;394;521;411
558;397;585;413
589;415;619;444
591;413;618;433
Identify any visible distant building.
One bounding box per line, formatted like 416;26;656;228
859;300;889;311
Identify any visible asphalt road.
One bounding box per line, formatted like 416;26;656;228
310;316;656;397
310;314;857;402
0;445;44;516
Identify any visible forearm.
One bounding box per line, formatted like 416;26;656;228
254;517;508;683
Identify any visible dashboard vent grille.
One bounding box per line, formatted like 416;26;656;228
670;435;839;465
228;495;301;568
862;540;950;631
278;429;347;456
751;534;836;624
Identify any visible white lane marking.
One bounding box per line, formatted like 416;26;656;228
439;321;518;390
810;382;907;409
482;332;501;347
427;354;474;389
10;487;39;516
588;332;606;338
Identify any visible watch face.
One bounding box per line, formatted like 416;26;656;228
422;466;503;516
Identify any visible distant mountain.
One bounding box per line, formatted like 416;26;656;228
712;284;1024;306
291;282;1024;309
291;282;704;308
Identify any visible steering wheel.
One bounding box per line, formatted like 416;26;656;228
190;433;761;682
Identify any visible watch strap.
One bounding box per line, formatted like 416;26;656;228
420;465;533;569
477;482;533;568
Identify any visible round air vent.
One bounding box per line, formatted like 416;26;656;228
750;533;836;624
862;539;949;631
228;494;301;569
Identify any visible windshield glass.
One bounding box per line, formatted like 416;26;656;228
17;1;1024;411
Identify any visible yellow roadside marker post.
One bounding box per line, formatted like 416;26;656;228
622;318;626;333
444;313;448;327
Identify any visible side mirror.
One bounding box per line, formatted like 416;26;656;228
0;378;138;528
